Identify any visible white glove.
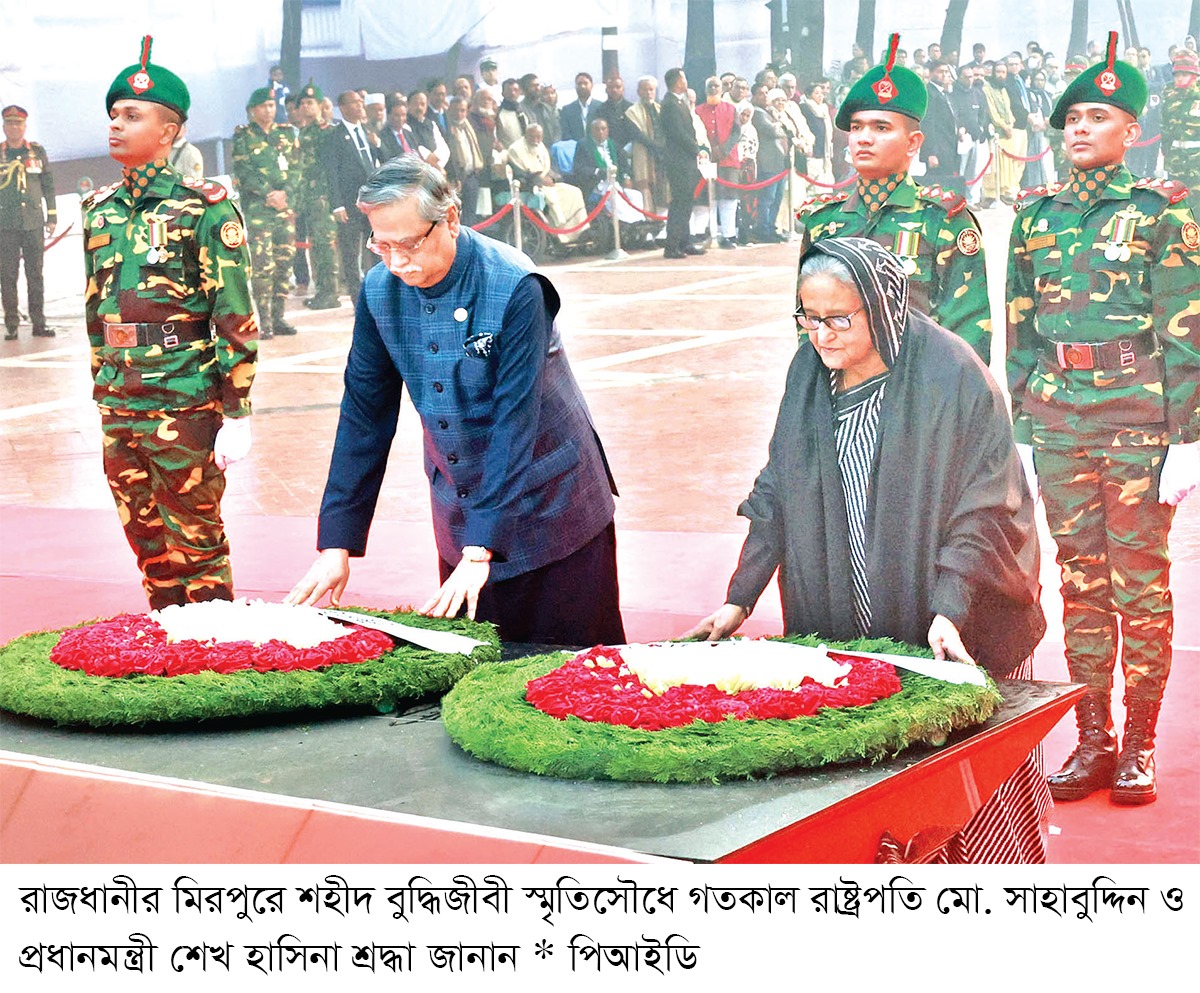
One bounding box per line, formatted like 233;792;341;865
213;417;252;470
1159;441;1200;506
1015;443;1038;501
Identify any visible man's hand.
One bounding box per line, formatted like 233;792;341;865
420;558;491;620
928;154;940;168
213;417;252;470
45;221;56;237
1159;441;1200;506
333;206;349;224
928;613;977;666
286;549;351;607
265;190;288;210
680;603;748;642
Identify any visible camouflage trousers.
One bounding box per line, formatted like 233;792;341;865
101;406;234;610
1035;440;1175;703
244;201;296;328
1162;147;1200;212
295;196;339;300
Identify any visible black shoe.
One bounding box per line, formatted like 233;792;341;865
684;244;706;256
1112;698;1160;805
31;327;56;337
4;329;16;341
304;295;340;310
1047;692;1117;801
718;238;738;250
663;248;687;259
273;321;299;336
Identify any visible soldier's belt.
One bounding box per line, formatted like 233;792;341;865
102;321;215;349
1049;331;1157;371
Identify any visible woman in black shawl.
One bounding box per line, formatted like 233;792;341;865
686;237;1051;862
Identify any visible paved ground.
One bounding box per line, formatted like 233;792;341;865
1;198;1197;862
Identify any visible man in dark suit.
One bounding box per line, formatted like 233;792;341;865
378;92;419;161
288;157;624;645
321;90;381;298
660;67;704;258
922;61;962;192
559;71;599;144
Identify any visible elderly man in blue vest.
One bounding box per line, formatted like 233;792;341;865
288;157;624;645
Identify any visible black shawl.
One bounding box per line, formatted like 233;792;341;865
726;311;1046;676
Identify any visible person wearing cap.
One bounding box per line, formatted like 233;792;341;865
231;87;300;338
287;156;623;646
1160;49;1200;204
86;36;258;609
796;34;991;363
479;57;503;104
293;80;340;310
363;93;387;136
1;105;56;340
1006;32;1200;807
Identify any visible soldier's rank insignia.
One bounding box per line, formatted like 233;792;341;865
956;228;981;256
1183;221;1200;250
220;221;245;249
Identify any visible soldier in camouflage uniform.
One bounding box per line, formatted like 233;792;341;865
232;87;299;337
1;105;57;339
293;80;340;310
796;34;991;362
85;36;258;609
1160;49;1200;207
1007;32;1200;805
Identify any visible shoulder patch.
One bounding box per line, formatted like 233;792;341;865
918;184;967;217
82;181;121;210
181;176;229;204
956;227;982;256
1133;176;1191;205
799;190;850;214
1014;183;1061;211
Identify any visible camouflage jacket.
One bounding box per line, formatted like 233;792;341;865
82;161;258;416
294;122;334;206
1005;165;1200;446
0;140;56;231
230;122;298;206
795;173;992;362
1160;82;1200;175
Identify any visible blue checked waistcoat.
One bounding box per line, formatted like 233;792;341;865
317;227;616;580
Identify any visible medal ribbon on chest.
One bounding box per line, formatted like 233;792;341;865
893;230;920;274
1103;205;1137;263
146;216;169;264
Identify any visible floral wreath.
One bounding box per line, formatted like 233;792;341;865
441;635;1002;784
0;609;499;728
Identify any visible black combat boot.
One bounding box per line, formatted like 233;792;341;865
1111;697;1160;806
1046;691;1117;801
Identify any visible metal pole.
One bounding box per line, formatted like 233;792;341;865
510;178;523;254
783;161;795;241
606;165;629;261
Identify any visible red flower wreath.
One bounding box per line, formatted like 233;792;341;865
49;613;394;678
525;645;903;730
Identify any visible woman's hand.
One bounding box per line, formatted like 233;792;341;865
928;613;977;666
680;604;748;642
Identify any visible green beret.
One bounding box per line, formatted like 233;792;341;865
105;35;190;121
1050;31;1147;129
835;33;927;130
298;79;324;103
247;86;274;109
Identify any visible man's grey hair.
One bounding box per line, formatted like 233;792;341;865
356;156;461;219
704;75;722;93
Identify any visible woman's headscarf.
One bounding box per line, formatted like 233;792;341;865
799;236;909;368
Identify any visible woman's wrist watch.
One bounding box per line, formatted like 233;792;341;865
461;545;493;563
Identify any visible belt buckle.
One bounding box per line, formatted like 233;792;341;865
161;323;178;348
1056;342;1094;370
104;324;138;349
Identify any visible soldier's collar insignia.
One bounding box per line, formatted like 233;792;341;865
127;35;156;96
872;33;902;104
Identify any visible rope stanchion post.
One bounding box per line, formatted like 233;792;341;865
783;165;796;241
605;165;629;261
705;165;720;250
509;177;523;254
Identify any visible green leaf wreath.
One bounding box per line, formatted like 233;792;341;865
0;609;499;728
442;635;1003;783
